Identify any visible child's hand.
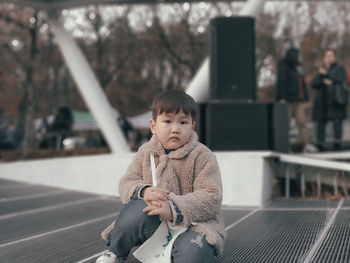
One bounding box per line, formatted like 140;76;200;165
143;199;173;221
142;186;169;206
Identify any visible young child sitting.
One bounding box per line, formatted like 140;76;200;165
97;90;226;263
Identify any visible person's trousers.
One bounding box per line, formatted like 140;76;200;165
108;199;215;263
316;119;343;147
288;103;309;144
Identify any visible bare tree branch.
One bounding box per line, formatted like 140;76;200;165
152;7;196;76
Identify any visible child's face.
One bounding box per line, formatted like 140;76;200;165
150;111;196;150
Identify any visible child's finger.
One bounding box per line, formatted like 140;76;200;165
150;200;161;207
158;188;170;195
153;187;169;196
149;192;166;201
143;206;157;213
156;192;167;201
143;206;152;213
145;192;164;202
157;189;170;198
147;209;161;216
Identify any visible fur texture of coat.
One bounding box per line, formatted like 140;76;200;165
102;131;226;256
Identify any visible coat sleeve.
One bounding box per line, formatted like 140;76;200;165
328;65;346;85
118;147;149;204
170;151;222;227
311;73;324;89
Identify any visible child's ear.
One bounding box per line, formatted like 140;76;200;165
150;119;156;134
192;121;196;130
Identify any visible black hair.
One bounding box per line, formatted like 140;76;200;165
151;90;196;121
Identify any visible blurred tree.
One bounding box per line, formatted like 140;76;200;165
0;6;40;154
0;5;81;154
2;2;350;157
255;12;280;91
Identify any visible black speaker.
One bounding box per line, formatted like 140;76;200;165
202;101;289;152
195;103;207;143
210;16;256;102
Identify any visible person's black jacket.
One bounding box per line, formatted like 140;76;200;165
276;48;309;103
276;61;309;103
311;62;347;121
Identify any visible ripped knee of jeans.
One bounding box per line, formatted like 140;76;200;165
190;234;204;248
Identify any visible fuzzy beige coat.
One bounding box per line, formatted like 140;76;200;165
102;131;226;256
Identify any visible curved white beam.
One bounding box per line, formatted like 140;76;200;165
239;0;266;16
49;15;131;154
186;58;210;103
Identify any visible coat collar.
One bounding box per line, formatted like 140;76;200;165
149;131;198;159
329;62;339;70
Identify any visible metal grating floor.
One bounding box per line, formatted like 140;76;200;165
216;210;329;263
311;210;350;263
266;199;339;209
222;209;252;227
0;178;349;263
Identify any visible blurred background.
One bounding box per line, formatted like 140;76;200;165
2;2;350;262
1;1;350;161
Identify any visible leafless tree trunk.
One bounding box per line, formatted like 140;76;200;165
21;11;39;156
0;9;40;156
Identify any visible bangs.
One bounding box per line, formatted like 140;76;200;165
158;102;193;117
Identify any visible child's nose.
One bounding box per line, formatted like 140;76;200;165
171;124;180;133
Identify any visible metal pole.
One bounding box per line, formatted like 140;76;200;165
340;172;348;198
317;173;321;198
286;165;290;199
301;173;306;198
333;172;338;196
48;14;130;154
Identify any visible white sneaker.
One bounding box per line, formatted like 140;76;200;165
303;144;318;153
96;251;117;263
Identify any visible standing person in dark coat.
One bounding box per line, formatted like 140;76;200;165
276;48;314;152
311;49;347;151
39;106;74;150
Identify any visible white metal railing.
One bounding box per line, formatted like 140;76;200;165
276;153;350;199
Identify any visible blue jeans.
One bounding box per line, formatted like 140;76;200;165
108;199;215;262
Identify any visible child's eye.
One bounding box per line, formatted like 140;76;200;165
181;121;188;125
164;120;171;123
